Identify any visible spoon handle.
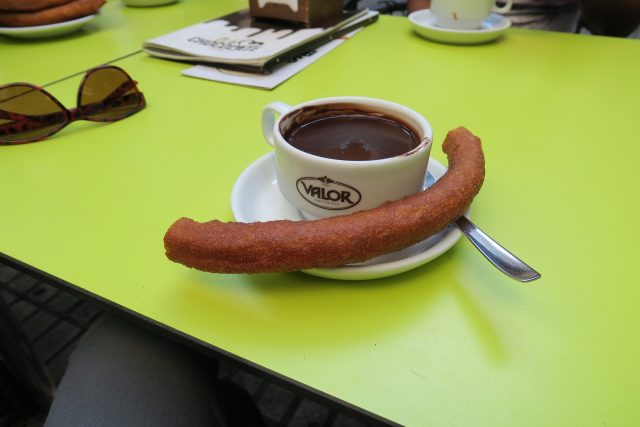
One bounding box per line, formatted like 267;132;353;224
455;216;541;282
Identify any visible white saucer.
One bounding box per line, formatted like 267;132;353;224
231;153;470;280
0;14;96;39
408;10;511;45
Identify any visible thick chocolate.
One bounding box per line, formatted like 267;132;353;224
285;112;420;161
248;0;343;27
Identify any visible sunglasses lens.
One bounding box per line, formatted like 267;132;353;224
0;85;67;144
79;67;144;121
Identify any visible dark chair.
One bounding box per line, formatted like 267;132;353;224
0;292;55;409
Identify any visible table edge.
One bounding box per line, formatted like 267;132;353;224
0;250;401;427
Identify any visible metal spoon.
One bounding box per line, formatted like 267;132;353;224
425;172;540;282
455;216;541;282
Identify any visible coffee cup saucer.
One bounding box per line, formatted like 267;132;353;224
408;9;511;45
231;153;470;281
0;15;97;39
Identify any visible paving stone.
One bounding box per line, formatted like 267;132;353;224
25;283;58;305
9;300;37;323
229;369;264;397
256;384;296;424
4;275;39;296
33;321;81;362
46;292;80;315
1;289;18;305
288;398;331;427
217;362;235;380
0;265;19;284
68;301;102;326
21;310;57;341
333;414;369;427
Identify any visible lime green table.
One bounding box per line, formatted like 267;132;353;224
0;0;246;84
2;2;640;426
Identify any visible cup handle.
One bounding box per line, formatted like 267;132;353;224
492;0;512;14
262;102;292;148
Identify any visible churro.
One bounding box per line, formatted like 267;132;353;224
164;127;485;274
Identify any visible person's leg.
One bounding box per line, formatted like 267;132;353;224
45;314;229;427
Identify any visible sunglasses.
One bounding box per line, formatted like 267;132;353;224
0;65;145;145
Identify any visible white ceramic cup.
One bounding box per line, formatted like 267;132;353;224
431;0;513;30
261;97;433;219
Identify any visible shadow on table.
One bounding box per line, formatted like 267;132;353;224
174;245;507;363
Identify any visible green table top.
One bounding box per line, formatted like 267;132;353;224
2;2;640;426
0;0;246;84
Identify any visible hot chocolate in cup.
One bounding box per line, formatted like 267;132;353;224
431;0;513;30
261;97;433;220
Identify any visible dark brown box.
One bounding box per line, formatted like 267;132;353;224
248;0;343;27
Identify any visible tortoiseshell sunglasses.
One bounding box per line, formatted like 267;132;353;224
0;65;145;145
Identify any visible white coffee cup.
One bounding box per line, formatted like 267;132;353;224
431;0;513;30
261;97;433;219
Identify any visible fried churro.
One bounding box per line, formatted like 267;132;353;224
164;127;485;274
0;0;104;27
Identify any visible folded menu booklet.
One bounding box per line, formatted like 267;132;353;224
143;8;378;73
182;27;364;90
